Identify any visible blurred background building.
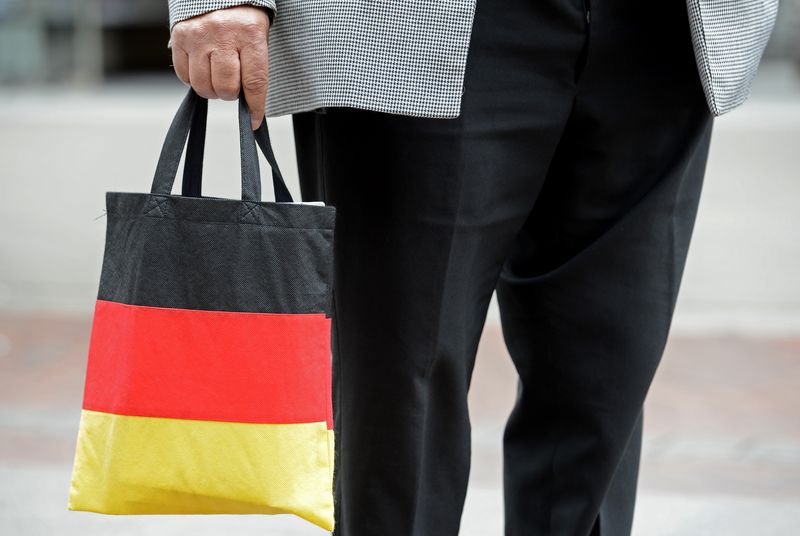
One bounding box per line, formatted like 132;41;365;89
0;0;169;84
0;1;799;535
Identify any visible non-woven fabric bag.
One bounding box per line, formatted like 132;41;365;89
67;87;336;532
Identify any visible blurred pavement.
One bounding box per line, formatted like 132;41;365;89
1;61;799;534
1;319;798;535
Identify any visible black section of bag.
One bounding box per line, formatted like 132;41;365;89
96;87;336;315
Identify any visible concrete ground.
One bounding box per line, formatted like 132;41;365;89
1;61;799;534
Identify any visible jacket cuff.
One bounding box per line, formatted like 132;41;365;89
167;0;277;30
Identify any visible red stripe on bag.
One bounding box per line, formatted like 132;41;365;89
83;299;333;428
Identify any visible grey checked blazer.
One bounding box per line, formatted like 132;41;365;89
168;0;780;118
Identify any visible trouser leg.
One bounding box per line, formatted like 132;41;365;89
289;0;585;530
291;104;569;535
497;2;714;535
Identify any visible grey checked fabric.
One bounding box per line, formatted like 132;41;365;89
687;0;780;115
167;0;779;118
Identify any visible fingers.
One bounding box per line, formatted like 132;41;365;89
172;47;190;86
189;53;216;99
240;41;269;130
210;49;241;100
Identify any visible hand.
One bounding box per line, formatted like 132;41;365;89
170;6;271;130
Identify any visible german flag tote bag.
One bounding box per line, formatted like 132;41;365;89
67;88;336;532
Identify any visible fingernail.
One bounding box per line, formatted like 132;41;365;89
251;115;261;130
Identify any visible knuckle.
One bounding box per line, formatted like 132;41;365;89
242;74;268;93
211;33;237;50
193;85;217;99
171;23;189;40
216;83;240;100
240;21;267;38
186;19;211;39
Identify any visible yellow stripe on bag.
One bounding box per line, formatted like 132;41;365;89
68;409;334;531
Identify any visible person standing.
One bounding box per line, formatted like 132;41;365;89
166;1;779;535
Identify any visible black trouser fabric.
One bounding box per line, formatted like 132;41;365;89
291;0;714;534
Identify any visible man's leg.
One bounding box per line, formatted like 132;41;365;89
290;0;591;533
291;107;565;535
497;2;715;535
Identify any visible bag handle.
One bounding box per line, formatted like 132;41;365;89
151;87;293;203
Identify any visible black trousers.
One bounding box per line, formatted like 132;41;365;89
292;0;714;534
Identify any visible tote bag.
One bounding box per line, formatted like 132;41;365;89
67;87;336;532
